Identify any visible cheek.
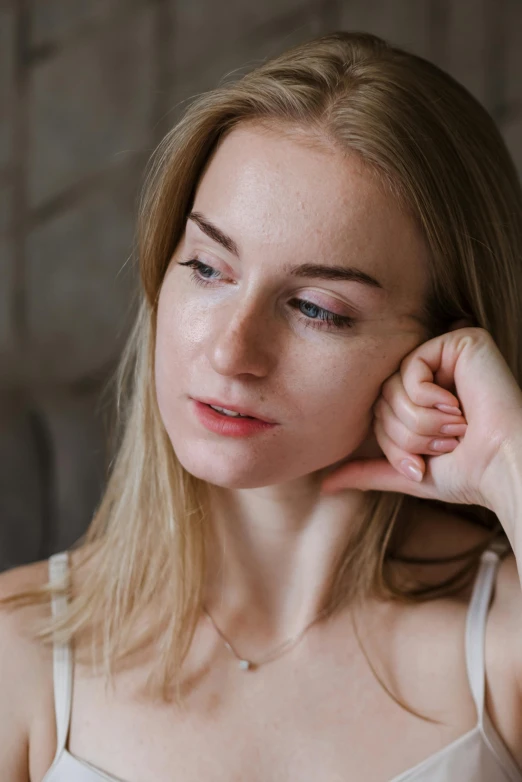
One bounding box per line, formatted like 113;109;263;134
154;297;185;421
299;346;394;445
305;346;387;417
154;332;171;427
154;287;211;432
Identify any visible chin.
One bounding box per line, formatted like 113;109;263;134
171;450;277;489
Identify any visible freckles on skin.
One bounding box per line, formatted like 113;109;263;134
204;128;422;317
154;124;429;489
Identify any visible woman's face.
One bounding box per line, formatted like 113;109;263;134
155;123;431;490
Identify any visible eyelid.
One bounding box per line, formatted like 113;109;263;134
187;248;234;277
182;253;362;313
179;257;356;332
299;287;361;316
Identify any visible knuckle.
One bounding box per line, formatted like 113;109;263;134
373;398;383;418
381;373;401;402
380;379;393;402
405;414;419;436
408;386;426;407
403;429;422;451
456;326;491;349
468;325;489;339
409;408;428;434
399;351;416;373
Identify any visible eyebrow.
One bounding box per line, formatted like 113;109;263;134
188;211;384;290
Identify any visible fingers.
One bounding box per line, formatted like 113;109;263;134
378;373;467;434
397;339;461;409
373;374;468;481
374;396;467;456
320;455;435;497
373;418;426;481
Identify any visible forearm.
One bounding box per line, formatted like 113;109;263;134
482;432;522;563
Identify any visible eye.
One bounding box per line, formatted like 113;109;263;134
178;258;221;286
177;258;355;331
289;299;354;330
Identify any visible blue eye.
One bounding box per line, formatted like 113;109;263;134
177;258;355;331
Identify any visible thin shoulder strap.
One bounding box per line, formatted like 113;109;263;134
465;538;509;725
48;551;73;758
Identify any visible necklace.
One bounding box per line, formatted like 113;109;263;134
203;604;330;671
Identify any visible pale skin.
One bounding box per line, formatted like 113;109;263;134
155;122;433;640
1;122;522;781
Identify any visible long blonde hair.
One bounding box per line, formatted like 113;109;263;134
4;31;522;716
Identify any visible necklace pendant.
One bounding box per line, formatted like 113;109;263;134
238;659;252;671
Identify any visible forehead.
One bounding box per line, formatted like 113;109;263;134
189;123;429;305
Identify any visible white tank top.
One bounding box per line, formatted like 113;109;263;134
42;542;522;781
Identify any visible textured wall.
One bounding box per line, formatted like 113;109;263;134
1;0;521;570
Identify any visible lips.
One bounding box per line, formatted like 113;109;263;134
192;397;277;424
207;404;254;420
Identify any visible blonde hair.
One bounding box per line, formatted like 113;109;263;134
4;31;521;718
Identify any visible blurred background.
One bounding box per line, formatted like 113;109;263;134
0;0;521;572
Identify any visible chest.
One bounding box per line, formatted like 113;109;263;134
38;599;486;782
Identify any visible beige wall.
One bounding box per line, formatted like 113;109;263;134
1;0;521;570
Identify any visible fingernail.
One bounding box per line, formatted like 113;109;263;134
429;438;458;451
400;459;423;482
435;404;462;416
439;423;467;435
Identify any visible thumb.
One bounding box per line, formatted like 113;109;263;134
320;457;427;495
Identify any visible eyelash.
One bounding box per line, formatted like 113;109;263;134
177;258;355;331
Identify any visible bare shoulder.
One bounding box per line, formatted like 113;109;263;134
489;549;522;684
0;556;54;692
0;558;54;781
398;501;522;765
478;547;522;768
0;556;50;598
0;557;53;641
0;546;95;781
0;543;94;653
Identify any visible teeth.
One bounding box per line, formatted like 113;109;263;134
209;404;249;418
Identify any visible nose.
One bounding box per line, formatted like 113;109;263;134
207;295;275;378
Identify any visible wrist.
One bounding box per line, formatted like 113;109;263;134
481;428;522;552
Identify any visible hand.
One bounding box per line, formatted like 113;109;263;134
320;326;522;514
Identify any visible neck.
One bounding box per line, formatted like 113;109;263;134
203;480;370;647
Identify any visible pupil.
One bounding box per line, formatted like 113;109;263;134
302;302;318;318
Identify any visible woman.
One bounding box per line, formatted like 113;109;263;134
1;30;522;781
